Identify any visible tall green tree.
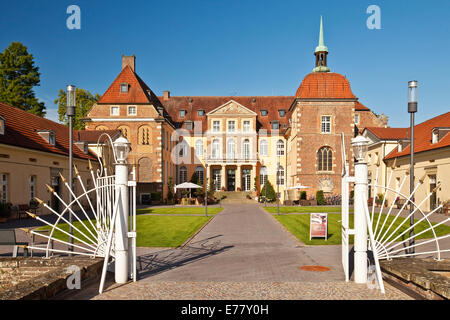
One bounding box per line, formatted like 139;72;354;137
55;88;100;130
0;42;45;116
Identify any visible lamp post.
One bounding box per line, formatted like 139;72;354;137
277;161;280;215
408;80;418;254
66;85;76;253
113;136;131;284
205;163;208;217
351;135;369;284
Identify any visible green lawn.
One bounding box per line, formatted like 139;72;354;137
274;213;450;246
38;214;212;247
137;207;223;215
264;206;353;214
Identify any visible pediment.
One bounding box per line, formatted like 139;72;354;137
206;100;257;116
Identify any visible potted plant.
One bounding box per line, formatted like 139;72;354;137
0;202;12;223
376;193;385;207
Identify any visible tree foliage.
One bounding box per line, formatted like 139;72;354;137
316;190;325;205
261;180;276;202
54;87;100;130
0;42;45;116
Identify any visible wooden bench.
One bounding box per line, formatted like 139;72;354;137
0;229;28;257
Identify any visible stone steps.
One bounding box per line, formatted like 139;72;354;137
216;191;257;204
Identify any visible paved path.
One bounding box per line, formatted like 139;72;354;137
61;204;412;300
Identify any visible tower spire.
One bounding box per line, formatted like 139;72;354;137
313;16;330;73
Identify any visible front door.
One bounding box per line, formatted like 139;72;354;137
429;175;437;210
242;169;251;191
227;169;235;191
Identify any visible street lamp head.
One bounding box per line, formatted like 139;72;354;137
408;80;418;113
66;85;77;116
113;136;131;163
351;135;369;162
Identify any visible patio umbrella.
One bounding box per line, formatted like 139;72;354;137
174;182;203;198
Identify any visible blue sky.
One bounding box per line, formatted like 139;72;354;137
1;0;449;127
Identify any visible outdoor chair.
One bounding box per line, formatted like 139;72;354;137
0;229;29;257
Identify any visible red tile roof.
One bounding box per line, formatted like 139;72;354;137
97;65;162;106
296;72;356;99
0;102;97;160
355;101;370;111
384;112;450;160
364;127;409;140
159;96;294;133
75;129;121;143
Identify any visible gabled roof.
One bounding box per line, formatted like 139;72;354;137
364;127;409;141
0;102;97;160
206;100;258;116
385;112;450;160
159;96;293;134
97;65;162;106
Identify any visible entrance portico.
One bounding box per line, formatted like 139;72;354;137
208;163;256;192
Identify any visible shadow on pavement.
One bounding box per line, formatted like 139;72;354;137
137;235;233;279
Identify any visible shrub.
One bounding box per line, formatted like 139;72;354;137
350;190;354;199
316;190;325;205
376;193;384;205
300;191;307;200
260;180;276;202
151;192;161;201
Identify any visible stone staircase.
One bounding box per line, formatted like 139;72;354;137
215;191;257;204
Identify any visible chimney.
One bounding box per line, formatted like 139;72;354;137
122;54;136;72
163;90;170;101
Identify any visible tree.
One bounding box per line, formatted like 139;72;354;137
190;172;202;197
167;176;174;201
0;42;45;116
316;190;325;205
55;87;100;130
261;180;276;202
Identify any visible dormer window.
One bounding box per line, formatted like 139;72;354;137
120;83;129;93
432;129;438;144
49;132;55;145
180;110;186;118
37;130;56;146
261;110;268;116
278;110;286;117
271;121;279;130
197;110;205;116
0;116;4;135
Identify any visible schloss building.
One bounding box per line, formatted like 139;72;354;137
85;19;387;203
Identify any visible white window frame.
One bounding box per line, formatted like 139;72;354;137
227;120;236;132
48;132;56;146
127;105;137;116
276;139;285;156
212;139;221;159
243;139;251;159
259;139;268;157
260;166;268;186
227;138;236;159
110;106;120;116
243;120;251;132
277;166;285;185
195;166;204;185
195;140;203;157
212;120;220;132
321;115;331;133
180;166;188;183
120;83;129;93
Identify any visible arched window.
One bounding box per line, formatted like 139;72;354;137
195;166;204;185
96;125;109;131
195;140;203;157
180;166;188;183
260;166;268;186
276;139;285;156
118;125;130;140
227;139;236;159
317;147;333;171
138;126;151;145
276;165;285;185
243;139;250;159
212;139;221;159
178;140;189;157
259;139;268;157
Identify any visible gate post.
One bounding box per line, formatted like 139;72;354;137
113;137;131;284
352;136;369;284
